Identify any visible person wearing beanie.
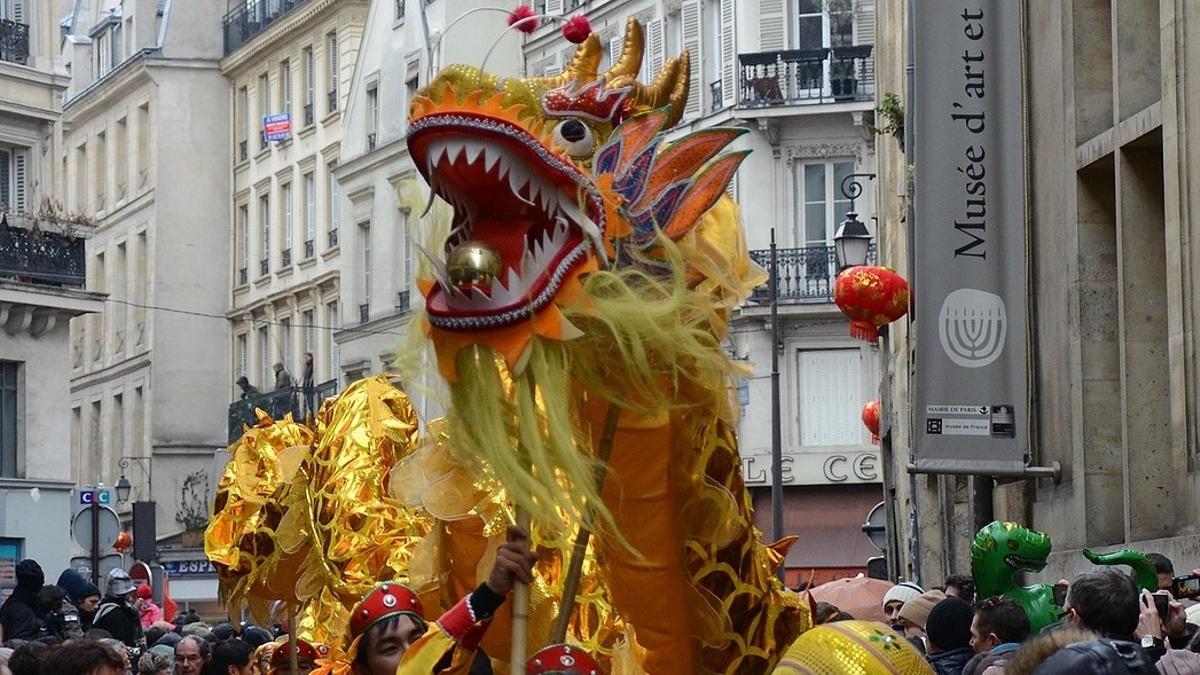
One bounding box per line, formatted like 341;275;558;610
56;569;101;630
883;581;925;626
897;589;946;640
0;560;45;641
92;569;144;648
134;584;162;629
924;596;975;675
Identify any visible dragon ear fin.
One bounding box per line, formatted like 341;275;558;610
595;107;670;176
637;128;746;209
660;151;749;240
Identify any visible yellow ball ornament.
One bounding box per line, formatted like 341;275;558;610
773;621;934;675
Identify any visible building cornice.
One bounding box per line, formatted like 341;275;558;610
219;0;368;75
63;52;153;119
227;269;339;317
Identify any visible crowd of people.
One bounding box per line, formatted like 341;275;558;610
813;552;1200;674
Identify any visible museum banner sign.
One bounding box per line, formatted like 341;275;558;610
912;1;1028;472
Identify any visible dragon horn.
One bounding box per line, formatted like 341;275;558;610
602;17;645;83
613;51;690;129
527;34;603;88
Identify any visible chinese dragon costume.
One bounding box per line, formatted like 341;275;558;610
207;16;815;675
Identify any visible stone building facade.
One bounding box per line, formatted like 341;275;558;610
875;0;1200;585
60;0;230;604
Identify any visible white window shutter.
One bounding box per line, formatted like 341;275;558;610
329;34;338;94
545;0;563;17
13;149;27;212
12;0;24;24
759;0;786;51
681;0;702;119
855;0;875;45
608;35;622;66
647;17;665;76
719;0;736;107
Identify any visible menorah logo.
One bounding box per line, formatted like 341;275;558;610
938;288;1007;368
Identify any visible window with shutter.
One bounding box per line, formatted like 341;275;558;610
680;0;702;119
608;35;622;68
544;53;561;76
797;349;863;447
0;150;9;210
11;0;25;23
647;18;665;79
719;0;736;107
759;0;786;51
327;32;339;112
545;0;563;16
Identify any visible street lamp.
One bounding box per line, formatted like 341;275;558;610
115;474;132;502
834;172;877;270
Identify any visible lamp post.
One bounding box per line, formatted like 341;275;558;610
117;456;156;562
834;173;877;270
116;456;152;503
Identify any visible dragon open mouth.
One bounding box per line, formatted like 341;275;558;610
408;113;605;331
1004;554;1048;572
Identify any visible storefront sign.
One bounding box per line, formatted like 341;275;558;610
161;560;216;577
912;0;1028;472
742;450;880;486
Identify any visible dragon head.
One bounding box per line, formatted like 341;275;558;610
408;17;748;380
971;521;1052;596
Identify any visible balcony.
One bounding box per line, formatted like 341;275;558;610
238;267;248;285
0;18;29;65
327;90;338;113
223;0;313;55
280;248;292;267
738;45;874;109
259;258;269;277
227;379;337;441
0;223;86;287
304;239;314;259
395;289;410;313
747;244;876;304
328;227;338;248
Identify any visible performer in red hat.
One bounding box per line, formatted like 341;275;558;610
349;526;536;675
525;645;603;675
269;638;329;674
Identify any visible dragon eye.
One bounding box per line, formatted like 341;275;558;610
552;119;595;157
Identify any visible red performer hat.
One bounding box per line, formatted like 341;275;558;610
349;581;425;640
268;639;328;668
526;644;603;675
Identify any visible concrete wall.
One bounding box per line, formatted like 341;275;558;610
0;483;73;572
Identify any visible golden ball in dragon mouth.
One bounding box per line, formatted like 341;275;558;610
447;240;503;292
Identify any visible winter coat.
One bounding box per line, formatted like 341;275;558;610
138;600;162;629
92;595;144;647
0;587;45;640
927;646;975;675
43;598;84;641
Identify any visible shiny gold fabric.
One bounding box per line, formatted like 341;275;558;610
772;621;933;675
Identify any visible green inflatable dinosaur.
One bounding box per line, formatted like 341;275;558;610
971;521;1059;632
971;521;1161;633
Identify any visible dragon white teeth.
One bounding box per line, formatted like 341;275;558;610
464;141;484;165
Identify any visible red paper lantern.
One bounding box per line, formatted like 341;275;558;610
114;531;132;552
833;265;909;344
862;399;880;443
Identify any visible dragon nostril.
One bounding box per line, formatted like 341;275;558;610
560;119;586;142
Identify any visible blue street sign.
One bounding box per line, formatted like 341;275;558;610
78;489;113;506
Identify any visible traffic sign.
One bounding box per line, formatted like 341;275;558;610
71;504;121;552
70;554;124;581
862;501;887;552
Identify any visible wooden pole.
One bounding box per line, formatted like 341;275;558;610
509;507;532;674
550;404;621;644
287;604;299;675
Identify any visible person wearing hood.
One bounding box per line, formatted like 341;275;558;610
56;569;101;631
134;584;162;629
0;560;46;641
92;569;144;647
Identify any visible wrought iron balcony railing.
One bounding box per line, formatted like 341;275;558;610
280;247;292;267
259;258;269;277
739;45;874;108
0;19;29;65
0;223;86;287
227;379;337;441
238;267;248;285
367;132;377;151
747;244;876;304
328;227;338;248
327;90;337;113
304;239;314;258
223;0;313;55
395;289;410;313
710;80;723;113
238;140;248;161
303;103;314;127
